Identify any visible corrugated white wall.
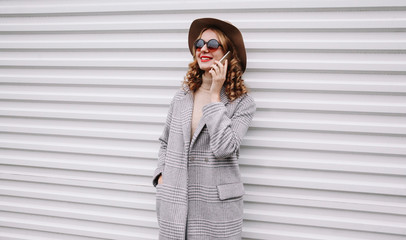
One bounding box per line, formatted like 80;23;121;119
1;1;405;239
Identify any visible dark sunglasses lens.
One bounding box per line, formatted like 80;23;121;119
195;39;204;49
207;39;220;49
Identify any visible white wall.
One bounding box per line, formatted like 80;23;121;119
1;1;405;239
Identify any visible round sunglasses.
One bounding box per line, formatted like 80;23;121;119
194;39;222;52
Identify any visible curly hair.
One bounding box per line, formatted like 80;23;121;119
183;27;248;102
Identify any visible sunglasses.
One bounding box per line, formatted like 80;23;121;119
194;39;222;52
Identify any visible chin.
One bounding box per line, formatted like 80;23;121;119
197;63;211;71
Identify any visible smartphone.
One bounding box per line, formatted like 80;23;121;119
211;51;231;71
219;51;231;64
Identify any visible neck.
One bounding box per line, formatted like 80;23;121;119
200;71;212;91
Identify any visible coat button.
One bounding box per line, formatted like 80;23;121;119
205;158;209;162
190;157;194;161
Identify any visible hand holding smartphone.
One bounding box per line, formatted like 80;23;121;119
209;51;231;101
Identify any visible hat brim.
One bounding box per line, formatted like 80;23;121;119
188;18;247;72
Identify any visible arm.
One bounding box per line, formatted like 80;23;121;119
202;94;256;158
152;99;174;187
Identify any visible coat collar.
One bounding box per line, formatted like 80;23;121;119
180;90;193;147
219;87;230;106
180;86;229;148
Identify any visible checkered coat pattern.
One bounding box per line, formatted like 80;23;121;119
153;87;256;239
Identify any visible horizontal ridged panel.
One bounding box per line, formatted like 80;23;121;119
1;1;405;240
1;0;406;14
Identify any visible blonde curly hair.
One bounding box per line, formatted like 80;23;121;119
183;27;248;101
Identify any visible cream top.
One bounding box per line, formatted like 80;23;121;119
191;87;212;139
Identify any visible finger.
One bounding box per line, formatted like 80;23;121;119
214;60;223;68
215;60;224;72
222;59;228;78
209;68;216;77
211;64;220;73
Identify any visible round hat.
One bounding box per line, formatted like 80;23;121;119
188;18;247;72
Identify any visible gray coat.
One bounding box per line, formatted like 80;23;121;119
153;87;256;239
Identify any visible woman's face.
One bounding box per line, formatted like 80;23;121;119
195;29;225;72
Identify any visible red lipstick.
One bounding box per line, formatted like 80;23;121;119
200;55;212;62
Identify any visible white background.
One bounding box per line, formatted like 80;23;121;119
1;0;405;239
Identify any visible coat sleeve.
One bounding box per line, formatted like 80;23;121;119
202;94;256;159
152;98;175;187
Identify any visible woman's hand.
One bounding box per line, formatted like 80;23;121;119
158;175;163;185
209;59;228;102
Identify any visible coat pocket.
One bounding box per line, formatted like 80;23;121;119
217;182;245;200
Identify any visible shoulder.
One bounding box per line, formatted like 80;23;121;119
241;93;255;104
169;88;188;103
225;93;256;118
232;93;256;109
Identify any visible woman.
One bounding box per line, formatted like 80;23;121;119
153;18;256;239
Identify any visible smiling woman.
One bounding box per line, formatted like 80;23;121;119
185;22;248;103
152;18;256;239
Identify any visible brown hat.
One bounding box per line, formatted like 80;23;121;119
188;18;247;72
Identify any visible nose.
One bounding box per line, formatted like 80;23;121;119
200;43;209;52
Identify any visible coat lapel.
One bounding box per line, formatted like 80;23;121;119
190;117;205;147
181;90;194;146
